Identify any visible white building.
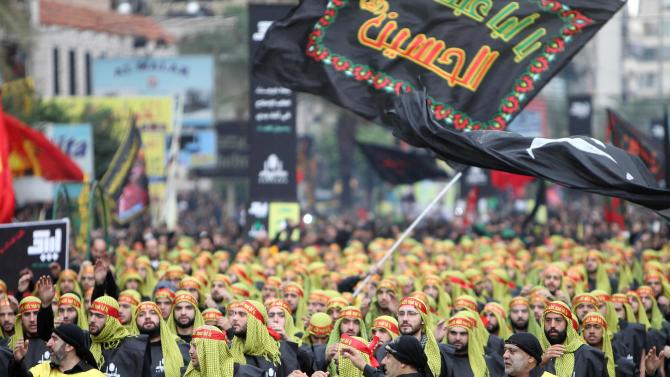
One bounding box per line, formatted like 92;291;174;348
29;0;175;98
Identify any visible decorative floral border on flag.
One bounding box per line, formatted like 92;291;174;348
305;0;593;131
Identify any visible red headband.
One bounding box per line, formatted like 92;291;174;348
19;300;40;314
399;297;428;315
340;335;379;368
193;327;228;341
174;294;198;308
90;301;120;319
238;301;266;324
154;288;175;302
372;318;399;335
59;296;82;309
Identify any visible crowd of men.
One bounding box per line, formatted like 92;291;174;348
0;210;669;377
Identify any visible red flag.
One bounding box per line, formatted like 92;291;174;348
4;113;83;181
0;103;15;223
490;170;534;198
604;197;625;228
463;187;479;227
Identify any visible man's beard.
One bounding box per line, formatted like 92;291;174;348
234;327;247;338
50;344;67;366
176;317;195;329
545;328;568;345
140;323;161;337
399;323;421;337
511;318;528;332
486;322;499;334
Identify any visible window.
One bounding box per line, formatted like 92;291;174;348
85;52;92;95
53;47;59;95
69;49;76;95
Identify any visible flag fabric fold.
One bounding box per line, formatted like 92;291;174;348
0;104;14;223
386;91;670;221
99;119;148;223
357;141;448;184
4;113;84;181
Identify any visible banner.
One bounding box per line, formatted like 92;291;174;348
249;5;297;202
606;110;664;181
268;202;301;240
254;0;624;131
176;128;217;168
93;56;214;127
388;91;670;221
357;141;448;184
194;121;249;178
100;120;149;223
568;95;592;136
0;219;69;291
47;124;94;198
51;96;173;206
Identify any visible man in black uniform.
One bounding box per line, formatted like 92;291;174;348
539;301;606;377
9;296;50;371
133;301;189;377
444;311;504;377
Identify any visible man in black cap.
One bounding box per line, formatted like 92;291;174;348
339;335;429;377
504;333;544;377
20;323;105;376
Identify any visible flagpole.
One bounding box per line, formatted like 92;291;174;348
353;170;464;298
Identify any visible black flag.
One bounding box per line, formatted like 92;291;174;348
606;109;664;181
254;0;624;131
386;91;670;221
357;141;448;184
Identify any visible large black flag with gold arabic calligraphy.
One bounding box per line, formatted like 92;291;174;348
254;0;625;131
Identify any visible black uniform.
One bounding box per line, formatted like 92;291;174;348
542;344;608;377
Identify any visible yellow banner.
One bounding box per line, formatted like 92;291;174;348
268;202;301;241
51;97;174;206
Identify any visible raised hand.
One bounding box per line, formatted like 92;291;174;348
434;319;448;342
17;273;32;293
36;275;55;308
339;346;366;371
94;258;108;285
541;344;566;366
644;347;664;376
13;338;28;362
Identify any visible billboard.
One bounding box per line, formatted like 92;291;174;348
93;56;214;127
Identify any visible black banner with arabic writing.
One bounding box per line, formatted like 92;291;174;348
249;4;297;202
357;141;448;184
607;109;664;182
254;0;624;131
0;219;69;291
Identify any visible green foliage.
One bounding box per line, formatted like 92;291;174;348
2;94;120;180
178;5;249;117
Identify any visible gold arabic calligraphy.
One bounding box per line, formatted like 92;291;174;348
357;9;499;91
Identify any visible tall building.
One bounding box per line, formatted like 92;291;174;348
623;0;670;100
